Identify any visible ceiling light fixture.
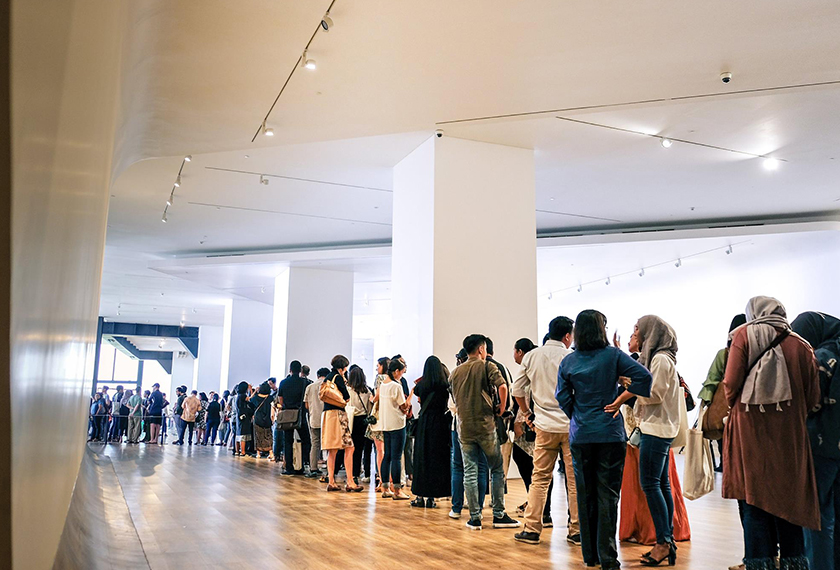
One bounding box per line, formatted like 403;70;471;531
320;12;333;32
184;155;192;162
675;258;682;268
262;121;274;137
639;268;645;277
660;138;673;149
577;285;583;293
259;175;269;185
161;211;168;223
174;175;181;188
302;50;316;70
192;308;197;313
763;157;780;171
726;245;733;255
547;292;553;301
605;277;611;285
260;287;266;294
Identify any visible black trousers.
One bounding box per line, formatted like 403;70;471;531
571;442;626;570
283;421;312;472
351;417;372;478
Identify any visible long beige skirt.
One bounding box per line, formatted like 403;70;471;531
321;409;353;450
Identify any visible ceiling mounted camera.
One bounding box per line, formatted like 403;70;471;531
720;72;733;84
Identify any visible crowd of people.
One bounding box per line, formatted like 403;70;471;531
88;295;840;570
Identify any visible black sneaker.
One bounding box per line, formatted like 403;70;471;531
465;518;482;531
426;498;437;509
542;515;553;528
514;530;541;545
493;514;522;528
567;533;581;545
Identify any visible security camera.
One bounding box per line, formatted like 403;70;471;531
720;72;733;84
435;129;444;138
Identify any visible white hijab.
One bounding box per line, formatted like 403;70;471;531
737;296;792;411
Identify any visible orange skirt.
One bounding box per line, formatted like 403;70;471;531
619;445;691;545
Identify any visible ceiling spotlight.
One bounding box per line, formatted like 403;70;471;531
184;155;192;162
166;197;172;207
577;285;583;293
302;51;316;70
259;175;269;185
639;268;645;277
262;121;274;137
661;138;673;149
180;320;185;328
547;292;553;301
192;308;197;314
321;12;333;32
260;286;266;294
675;258;682;268
763;157;780;171
726;245;733;255
161;212;167;223
174;175;181;187
605;277;611;285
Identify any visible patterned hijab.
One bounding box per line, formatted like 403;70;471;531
636;315;678;369
738;296;792;411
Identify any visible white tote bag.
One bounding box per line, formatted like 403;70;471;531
345;404;356;434
683;404;715;500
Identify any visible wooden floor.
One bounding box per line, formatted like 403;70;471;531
100;442;744;570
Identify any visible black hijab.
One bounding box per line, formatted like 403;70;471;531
792;312;840;350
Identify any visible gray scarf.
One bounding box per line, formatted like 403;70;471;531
737;296;792;411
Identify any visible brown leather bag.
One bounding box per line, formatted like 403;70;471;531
319;377;346;408
702;387;729;440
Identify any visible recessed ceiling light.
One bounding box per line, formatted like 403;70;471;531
763;157;780;171
661;139;673;149
244;155;250;159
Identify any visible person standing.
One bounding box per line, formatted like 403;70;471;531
724;297;820;570
633;315;688;566
234;382;255;457
219;389;231;446
511;317;577;542
126;389;143;444
195;392;209;445
546;311;651;569
792;311;840;570
276;362;311;474
147;383;164;445
180;390;201;445
304;368;328;478
449;334;520;530
347;367;373;484
369;358;389;490
321;355;363;492
108;385;124;442
171;386;185;444
486;338;514;481
203;393;222;445
410;355;452;508
250;382;274;459
374;359;411;500
510;337;540;517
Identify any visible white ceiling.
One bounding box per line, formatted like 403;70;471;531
102;1;840;327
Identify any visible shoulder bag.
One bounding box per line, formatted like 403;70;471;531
484;361;510;444
319;376;347;408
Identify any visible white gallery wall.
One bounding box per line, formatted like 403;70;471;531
227;299;273;388
537;230;840;399
196;325;223;394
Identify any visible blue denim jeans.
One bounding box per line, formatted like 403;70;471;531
273;426;284;460
743;501;805;565
806;454;840;570
639;434;674;544
461;431;505;520
203;419;219;445
383;428;406;486
451;430;487;513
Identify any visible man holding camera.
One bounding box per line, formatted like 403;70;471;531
512;316;578;546
449;333;521;531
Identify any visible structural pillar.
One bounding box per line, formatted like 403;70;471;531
391;136;538;371
270;267;354;378
224;298;273;389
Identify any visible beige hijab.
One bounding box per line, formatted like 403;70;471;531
636;315;678;369
737;296;792;411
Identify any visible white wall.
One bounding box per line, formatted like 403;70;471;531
196;325;223;394
170;353;195;392
227;299;273;388
539;230;840;399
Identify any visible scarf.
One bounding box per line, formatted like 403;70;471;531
737;296;792;411
637;315;678;369
791;311;840;351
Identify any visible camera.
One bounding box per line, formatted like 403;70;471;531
720;72;733;84
435;129;444;138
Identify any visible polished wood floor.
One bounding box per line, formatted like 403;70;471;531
100;441;743;569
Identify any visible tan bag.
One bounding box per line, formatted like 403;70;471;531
702;385;729;441
319;377;346;408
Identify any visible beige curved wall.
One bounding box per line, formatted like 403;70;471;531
9;1;126;568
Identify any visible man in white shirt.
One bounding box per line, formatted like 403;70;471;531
303;367;329;477
512;316;579;545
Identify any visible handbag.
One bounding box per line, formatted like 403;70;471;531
683;404;715;500
276;408;300;431
319;376;346;408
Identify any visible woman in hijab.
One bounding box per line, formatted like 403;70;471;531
250;382;274;458
633;315;687;566
791;311;840;570
724;297;820;570
235;382;255;457
410;355;453;508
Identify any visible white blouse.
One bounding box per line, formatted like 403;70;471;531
634;353;687;442
378;380;406;432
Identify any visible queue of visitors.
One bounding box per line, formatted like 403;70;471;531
89;295;839;570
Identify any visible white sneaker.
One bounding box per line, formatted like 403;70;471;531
361;477;371;483
449;510;461;519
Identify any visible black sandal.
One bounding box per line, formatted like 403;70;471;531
640;543;676;567
410;497;426;508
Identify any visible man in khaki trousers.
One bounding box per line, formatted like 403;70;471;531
512;316;579;545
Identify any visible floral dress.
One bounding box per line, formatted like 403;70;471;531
196;400;208;430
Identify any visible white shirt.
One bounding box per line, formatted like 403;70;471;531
635;353;687;441
511;339;572;433
378;380;407;432
304;379;324;428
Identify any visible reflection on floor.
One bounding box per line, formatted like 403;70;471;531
101;443;742;569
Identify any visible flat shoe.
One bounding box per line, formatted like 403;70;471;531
326;484;341;492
